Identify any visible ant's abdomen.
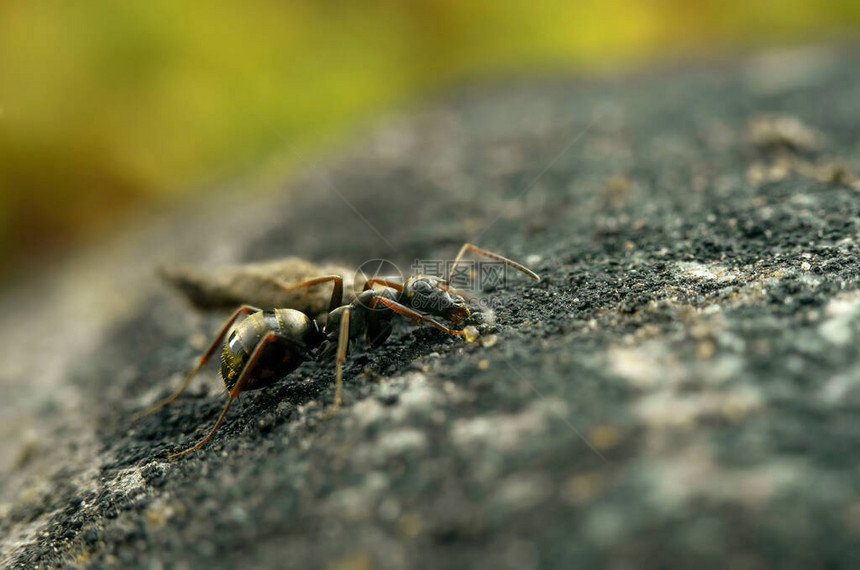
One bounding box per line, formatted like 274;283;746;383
219;310;313;392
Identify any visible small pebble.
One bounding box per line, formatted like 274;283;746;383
464;326;480;342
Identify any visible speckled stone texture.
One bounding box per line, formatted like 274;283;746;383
2;45;860;569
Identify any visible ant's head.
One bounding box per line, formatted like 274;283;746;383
323;305;365;342
404;276;470;325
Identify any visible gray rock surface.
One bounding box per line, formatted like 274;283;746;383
2;45;860;569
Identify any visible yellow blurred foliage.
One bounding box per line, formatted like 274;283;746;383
0;0;858;273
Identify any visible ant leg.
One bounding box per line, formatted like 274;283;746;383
333;306;351;411
134;304;261;421
275;275;343;313
445;243;541;286
169;331;279;461
373;297;465;336
363;279;404;292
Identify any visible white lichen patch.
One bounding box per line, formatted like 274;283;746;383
349;425;430;469
349;397;389;429
818;291;860;346
584;505;628;547
116;465;147;496
642;440;807;511
450;398;568;451
495;472;553;511
389;373;445;423
676;261;738;283
345;372;464;431
609;342;763;429
608;345;679;390
144;497;183;530
797;270;822;288
322;471;391;521
819;369;860;404
375;429;428;458
0;455;153;566
634;386;763;429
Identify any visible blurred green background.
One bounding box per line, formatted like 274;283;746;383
1;0;858;281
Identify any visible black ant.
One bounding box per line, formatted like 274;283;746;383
135;243;540;460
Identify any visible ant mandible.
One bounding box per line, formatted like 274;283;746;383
135;243;540;460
